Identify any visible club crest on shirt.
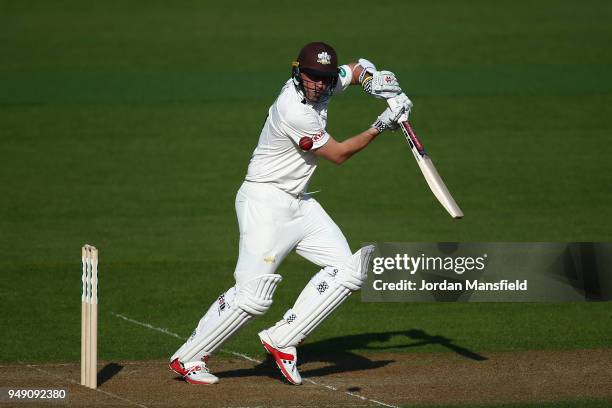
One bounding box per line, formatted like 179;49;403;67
317;52;331;65
312;130;325;142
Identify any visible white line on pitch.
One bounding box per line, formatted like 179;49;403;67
112;313;183;339
112;312;398;408
21;361;149;408
111;313;260;362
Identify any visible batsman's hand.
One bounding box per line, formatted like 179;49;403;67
356;58;377;80
363;70;402;100
387;92;413;119
371;107;403;133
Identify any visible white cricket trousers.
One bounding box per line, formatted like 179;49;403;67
170;181;357;362
234;181;353;283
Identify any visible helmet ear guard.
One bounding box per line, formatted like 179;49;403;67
291;61;306;98
291;61;301;86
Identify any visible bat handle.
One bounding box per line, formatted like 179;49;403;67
399;120;426;155
400;119;413;136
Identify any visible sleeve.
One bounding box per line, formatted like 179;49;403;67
280;108;330;151
333;64;353;95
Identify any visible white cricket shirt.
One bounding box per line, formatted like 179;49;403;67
245;65;352;196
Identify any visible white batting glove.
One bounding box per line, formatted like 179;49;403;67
387;92;413;118
363;70;402;100
371;107;403;133
356;58;377;83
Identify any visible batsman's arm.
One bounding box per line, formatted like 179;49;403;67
313;128;380;165
342;62;368;85
348;63;365;85
341;60;401;99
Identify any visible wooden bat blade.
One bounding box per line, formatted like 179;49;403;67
399;121;464;219
416;155;464;219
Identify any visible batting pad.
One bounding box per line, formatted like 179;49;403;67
236;273;283;315
267;246;375;348
171;274;282;362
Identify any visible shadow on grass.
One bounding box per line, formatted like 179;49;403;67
215;328;486;381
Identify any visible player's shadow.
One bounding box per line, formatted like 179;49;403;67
298;329;486;378
215;329;485;380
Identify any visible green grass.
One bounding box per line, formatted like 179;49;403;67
1;0;611;367
2;257;611;362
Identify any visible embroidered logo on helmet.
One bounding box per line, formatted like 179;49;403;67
317;52;331;65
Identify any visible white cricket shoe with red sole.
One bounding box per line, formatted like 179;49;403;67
170;358;219;384
169;358;188;376
258;330;302;385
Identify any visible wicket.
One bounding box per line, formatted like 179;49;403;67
81;245;98;389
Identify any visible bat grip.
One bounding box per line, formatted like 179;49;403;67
401;120;414;136
400;120;426;155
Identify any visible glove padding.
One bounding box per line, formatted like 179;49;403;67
357;58;377;83
372;93;414;133
371;107;403;133
363;70;402;100
387;93;413;118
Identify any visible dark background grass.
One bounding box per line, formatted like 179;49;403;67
1;0;611;369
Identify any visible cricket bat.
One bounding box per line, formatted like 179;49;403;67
387;95;464;219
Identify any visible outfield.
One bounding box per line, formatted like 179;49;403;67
1;1;611;407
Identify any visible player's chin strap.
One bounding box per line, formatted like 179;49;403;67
264;245;376;349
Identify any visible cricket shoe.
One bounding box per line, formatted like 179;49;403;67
169;358;188;376
258;329;302;385
176;359;219;385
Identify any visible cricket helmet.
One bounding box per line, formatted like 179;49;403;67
292;42;339;102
